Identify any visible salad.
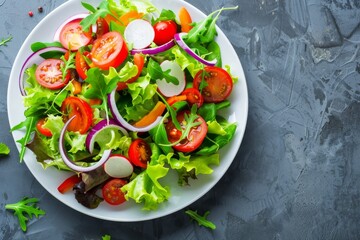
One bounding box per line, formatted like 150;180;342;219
13;0;239;210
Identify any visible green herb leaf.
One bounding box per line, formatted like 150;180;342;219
185;210;216;230
185;6;238;44
0;143;10;155
11;117;37;162
80;1;113;31
102;235;111;240
60;51;76;81
5;197;45;232
147;58;179;85
0;36;12;46
152;9;176;24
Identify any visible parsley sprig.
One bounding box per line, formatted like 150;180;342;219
5;197;45;232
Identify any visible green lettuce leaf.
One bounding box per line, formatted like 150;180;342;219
104;62;138;85
121;163;170;210
171;46;203;78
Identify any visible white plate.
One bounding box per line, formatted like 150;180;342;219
7;0;248;222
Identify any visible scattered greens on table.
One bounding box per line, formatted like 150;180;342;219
185;209;216;230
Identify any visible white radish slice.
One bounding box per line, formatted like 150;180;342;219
156;60;186;97
104;154;134;178
124;19;155;50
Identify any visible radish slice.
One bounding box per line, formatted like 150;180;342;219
124;19;155;50
19;46;67;96
156;60;186;97
130;40;175;55
104;154;134;178
53;13;96;42
85;119;128;154
108;89;163;132
174;32;217;66
59;116;111;172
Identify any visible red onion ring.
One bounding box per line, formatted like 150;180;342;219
174;32;217;66
59;115;111;172
85;119;128;153
130;40;175;55
19;46;67;96
108;89;163;132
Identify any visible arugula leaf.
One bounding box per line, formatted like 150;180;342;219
0;35;12;46
185;6;238;44
5;197;45;232
60;51;76;81
207;40;222;67
0;143;10;155
152;9;176;24
80;1;113;31
84;67;118;120
30;41;64;59
11;117;37;162
185;210;216;230
147;58;179;85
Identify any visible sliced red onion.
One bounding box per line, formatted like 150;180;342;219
174;32;217;66
130;40;175;55
53;13;96;42
108;89;163;132
85;118;128;153
59;116;111;172
19;46;67;96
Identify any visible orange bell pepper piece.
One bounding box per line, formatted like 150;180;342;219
178;7;193;33
133;101;166;127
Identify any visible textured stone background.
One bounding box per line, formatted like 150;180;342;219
1;0;360;239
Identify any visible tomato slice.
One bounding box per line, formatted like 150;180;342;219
193;66;233;103
165;110;207;152
182;88;204;107
91;31;128;70
102;179;127;205
128;139;152;168
75;50;90;80
95;17;109;38
60;96;93;134
36;118;52;137
35;59;70;90
116;53;145;90
57;175;81;194
153;20;178;46
59;19;92;51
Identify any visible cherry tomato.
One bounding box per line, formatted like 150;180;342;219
91;31;128;70
102;179;127;205
75;50;90;80
182;88;204;107
57;175;81;194
59;19;92;51
165;110;207;152
128;139;152;168
35;59;70;90
153;20;177;46
193;66;233;103
36;118;52;137
60;96;93;134
95;17;109;38
117;53;145;91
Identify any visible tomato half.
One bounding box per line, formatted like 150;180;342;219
117;53;145;90
59;19;92;51
91;31;128;70
193;66;233;103
153;20;177;46
165;110;207;152
35;59;70;90
36;118;52;137
182;88;204;107
75;50;90;80
102;179;127;205
128;139;152;168
60;96;93;134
